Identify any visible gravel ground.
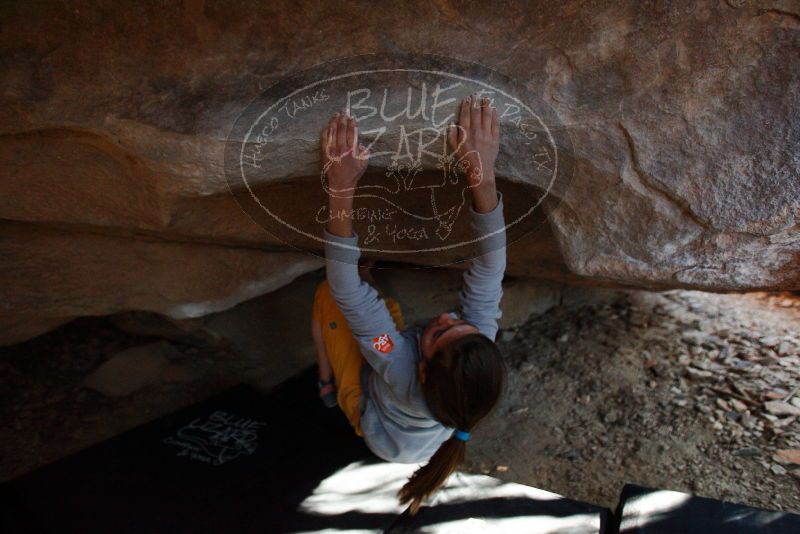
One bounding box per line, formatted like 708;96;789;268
1;286;798;514
467;289;800;513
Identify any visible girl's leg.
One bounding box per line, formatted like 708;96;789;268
311;316;333;383
312;280;366;432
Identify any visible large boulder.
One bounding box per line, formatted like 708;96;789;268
0;0;798;344
0;222;322;344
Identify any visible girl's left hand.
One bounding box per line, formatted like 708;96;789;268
448;95;499;189
321;113;369;196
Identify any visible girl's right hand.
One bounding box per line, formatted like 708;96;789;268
321;112;369;196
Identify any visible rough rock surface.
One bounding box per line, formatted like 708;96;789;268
0;222;322;344
84;341;190;397
1;0;798;343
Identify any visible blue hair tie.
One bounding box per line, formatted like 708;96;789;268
454;429;471;441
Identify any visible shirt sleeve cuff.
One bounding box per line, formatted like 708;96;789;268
469;191;506;255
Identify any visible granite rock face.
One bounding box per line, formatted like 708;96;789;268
0;222;323;344
1;0;798;344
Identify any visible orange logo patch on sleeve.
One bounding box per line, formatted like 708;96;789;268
371;333;395;354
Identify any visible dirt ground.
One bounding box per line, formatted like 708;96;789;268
467;288;800;513
1;277;798;514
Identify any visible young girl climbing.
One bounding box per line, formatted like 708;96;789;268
311;95;507;514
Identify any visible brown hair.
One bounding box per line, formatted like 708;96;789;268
397;332;506;514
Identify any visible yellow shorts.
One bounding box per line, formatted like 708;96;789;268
312;280;405;436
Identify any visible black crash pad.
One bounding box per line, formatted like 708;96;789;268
613;483;800;533
0;368;390;533
0;366;610;533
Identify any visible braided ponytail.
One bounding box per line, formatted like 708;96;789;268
398;333;505;514
398;434;467;514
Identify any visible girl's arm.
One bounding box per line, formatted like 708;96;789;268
459;188;506;341
321;113;408;382
448;96;506;341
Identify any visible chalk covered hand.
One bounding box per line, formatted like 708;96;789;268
448;95;500;190
321;112;369;197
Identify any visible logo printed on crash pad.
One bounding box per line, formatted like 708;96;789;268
163;411;266;466
372;333;394;354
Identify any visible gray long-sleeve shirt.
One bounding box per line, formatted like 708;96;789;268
324;192;506;463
